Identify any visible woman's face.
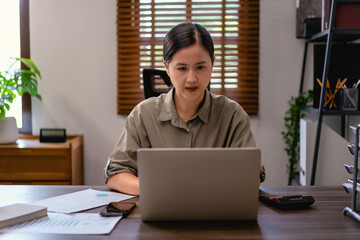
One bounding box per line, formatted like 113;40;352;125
164;43;213;106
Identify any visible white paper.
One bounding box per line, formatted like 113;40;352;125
32;189;134;213
0;213;121;235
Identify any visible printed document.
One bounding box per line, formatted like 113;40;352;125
0;213;121;235
32;189;134;213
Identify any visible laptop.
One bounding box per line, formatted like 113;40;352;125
137;147;261;221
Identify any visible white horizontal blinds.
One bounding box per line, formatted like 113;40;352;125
139;0;186;93
209;0;259;115
117;0;259;115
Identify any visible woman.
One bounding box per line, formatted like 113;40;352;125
105;22;265;195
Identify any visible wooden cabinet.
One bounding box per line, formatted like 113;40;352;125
0;135;83;185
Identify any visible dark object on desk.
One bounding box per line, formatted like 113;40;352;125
40;128;66;143
259;195;315;210
143;68;172;99
100;201;136;218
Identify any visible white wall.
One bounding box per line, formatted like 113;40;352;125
254;0;315;185
30;0;124;185
30;0;313;185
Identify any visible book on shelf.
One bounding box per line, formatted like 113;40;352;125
322;0;360;31
0;203;47;229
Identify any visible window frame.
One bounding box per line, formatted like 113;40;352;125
19;0;32;134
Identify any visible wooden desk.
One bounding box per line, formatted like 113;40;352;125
0;185;359;239
0;135;83;185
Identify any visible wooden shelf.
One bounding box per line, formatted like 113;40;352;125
305;106;360;115
309;29;360;43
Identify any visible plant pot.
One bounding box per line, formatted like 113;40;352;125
0;117;19;144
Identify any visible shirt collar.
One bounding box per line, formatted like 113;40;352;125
196;89;210;124
159;88;177;122
158;88;211;124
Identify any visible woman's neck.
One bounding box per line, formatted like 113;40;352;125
174;91;205;123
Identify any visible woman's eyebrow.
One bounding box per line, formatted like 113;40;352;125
175;63;187;66
175;61;207;66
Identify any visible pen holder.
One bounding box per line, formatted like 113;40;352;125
340;88;358;110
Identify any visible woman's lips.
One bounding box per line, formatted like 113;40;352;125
185;87;198;92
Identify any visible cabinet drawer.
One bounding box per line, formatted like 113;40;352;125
0;154;71;181
0;181;71;185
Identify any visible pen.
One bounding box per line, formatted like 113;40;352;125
316;78;332;102
269;195;303;200
354;79;360;89
269;196;283;199
340;78;348;89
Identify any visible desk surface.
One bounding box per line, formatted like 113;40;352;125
0;185;359;240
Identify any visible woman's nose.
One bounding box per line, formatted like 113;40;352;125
187;70;197;82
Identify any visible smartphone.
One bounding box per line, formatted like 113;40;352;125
99;201;136;217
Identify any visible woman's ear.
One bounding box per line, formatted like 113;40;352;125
163;60;170;76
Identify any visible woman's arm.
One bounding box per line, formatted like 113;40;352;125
105;111;147;195
107;172;139;195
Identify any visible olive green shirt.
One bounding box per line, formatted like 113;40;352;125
104;88;265;182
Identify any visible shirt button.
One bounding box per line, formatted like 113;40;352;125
187;129;190;132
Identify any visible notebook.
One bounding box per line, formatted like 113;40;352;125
137;147;261;221
0;203;47;229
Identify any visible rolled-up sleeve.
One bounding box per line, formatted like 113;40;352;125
104;115;142;182
229;114;256;148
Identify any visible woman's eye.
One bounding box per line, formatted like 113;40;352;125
197;65;205;70
178;67;186;71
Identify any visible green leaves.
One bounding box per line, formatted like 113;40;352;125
17;58;41;79
281;91;313;185
0;58;42;118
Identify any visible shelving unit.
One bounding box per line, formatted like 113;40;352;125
342;124;360;222
299;0;360;185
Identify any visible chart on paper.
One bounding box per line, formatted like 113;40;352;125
0;213;122;234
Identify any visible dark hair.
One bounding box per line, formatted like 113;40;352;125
163;22;214;65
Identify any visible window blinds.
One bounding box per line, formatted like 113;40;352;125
117;0;259;115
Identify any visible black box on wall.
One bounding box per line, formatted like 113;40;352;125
303;17;321;39
313;44;360;109
296;0;322;38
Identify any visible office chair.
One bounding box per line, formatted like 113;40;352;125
142;68;172;99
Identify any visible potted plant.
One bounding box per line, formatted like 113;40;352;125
0;58;42;144
282;91;312;185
